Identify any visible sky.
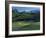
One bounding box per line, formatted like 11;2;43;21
12;7;40;13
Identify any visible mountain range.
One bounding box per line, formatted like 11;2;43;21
12;7;40;13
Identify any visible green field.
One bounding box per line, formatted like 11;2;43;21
12;8;40;31
12;21;40;31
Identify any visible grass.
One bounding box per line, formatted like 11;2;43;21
12;21;40;31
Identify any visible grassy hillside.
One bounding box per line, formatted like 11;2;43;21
12;21;40;31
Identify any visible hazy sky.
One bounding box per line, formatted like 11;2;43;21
12;7;40;12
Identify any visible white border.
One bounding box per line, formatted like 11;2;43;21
9;4;43;35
